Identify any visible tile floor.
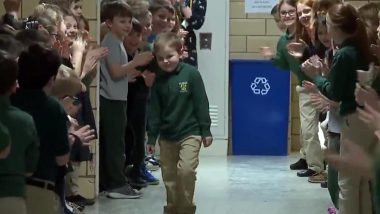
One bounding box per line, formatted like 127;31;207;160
86;156;331;214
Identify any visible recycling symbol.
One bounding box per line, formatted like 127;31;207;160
250;77;270;95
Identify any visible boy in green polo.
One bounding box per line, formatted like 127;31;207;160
11;44;70;214
146;32;212;214
0;53;39;214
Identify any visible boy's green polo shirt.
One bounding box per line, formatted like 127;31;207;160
0;96;39;198
11;89;70;183
313;39;368;116
147;62;212;145
272;32;312;86
0;122;10;151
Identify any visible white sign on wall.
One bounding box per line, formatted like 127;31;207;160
245;0;278;13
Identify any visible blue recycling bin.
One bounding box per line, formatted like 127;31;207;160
230;60;290;156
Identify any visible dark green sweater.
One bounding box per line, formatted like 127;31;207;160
313;40;368;116
0;96;39;198
272;32;312;85
147;62;212;145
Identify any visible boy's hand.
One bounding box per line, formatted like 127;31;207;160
358;102;380;135
127;68;140;81
325;139;373;179
260;47;273;59
202;137;213;148
302;81;318;94
133;52;154;67
355;84;379;107
71;125;96;146
146;144;155;155
72;36;87;54
142;70;156;87
287;42;305;59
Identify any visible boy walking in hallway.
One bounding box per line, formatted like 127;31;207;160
146;32;212;214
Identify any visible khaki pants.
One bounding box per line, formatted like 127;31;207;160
26;185;60;214
66;161;81;196
160;136;202;214
297;86;324;172
0;197;26;214
339;112;377;214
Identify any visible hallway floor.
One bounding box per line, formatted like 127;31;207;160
86;156;331;214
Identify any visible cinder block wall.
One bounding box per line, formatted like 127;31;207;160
0;0;99;198
229;0;375;152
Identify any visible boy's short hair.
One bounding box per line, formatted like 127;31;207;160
131;18;143;34
271;4;278;16
51;65;82;98
15;29;51;49
0;52;18;95
101;1;133;22
61;8;75;17
154;32;182;54
69;0;82;5
126;0;150;19
149;0;174;14
0;35;23;59
18;44;61;90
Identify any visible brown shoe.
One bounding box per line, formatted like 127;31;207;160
308;172;327;183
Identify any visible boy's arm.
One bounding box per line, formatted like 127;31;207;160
53;107;71;166
0;122;11;159
190;70;212;138
147;84;161;146
272;37;290;71
314;52;351;102
107;52;153;80
25;119;39;174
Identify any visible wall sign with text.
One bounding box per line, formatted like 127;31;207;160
245;0;278;13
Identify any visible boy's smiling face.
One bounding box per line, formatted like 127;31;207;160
107;16;132;40
64;15;78;42
156;46;180;73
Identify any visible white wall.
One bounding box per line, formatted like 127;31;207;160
196;0;229;156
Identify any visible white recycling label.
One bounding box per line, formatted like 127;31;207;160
250;77;270;95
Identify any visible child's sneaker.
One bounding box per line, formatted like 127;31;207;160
328;207;338;214
141;165;159;185
145;156;160;171
107;184;142;199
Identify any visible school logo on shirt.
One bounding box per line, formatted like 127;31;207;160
179;82;188;93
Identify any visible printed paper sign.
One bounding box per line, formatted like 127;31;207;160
245;0;278;13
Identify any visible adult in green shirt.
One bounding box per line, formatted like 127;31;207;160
303;4;376;214
0;54;39;214
11;44;70;214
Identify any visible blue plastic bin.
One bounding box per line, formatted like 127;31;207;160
230;60;290;156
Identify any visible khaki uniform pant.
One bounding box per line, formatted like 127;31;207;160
160;136;202;214
26;185;60;214
0;197;26;214
66;161;81;196
339;112;377;214
297;86;324;172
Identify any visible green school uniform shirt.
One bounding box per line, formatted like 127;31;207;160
0;95;39;198
147;62;212;145
313;39;368;116
272;32;312;86
11;90;69;183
